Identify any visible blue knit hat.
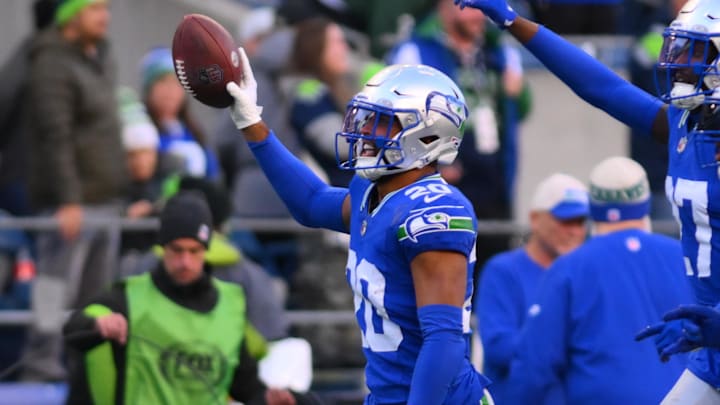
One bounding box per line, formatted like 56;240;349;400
140;47;175;94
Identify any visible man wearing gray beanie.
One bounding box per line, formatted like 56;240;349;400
62;192;319;404
505;157;694;404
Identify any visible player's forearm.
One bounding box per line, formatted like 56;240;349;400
247;131;348;232
408;305;465;404
507;17;540;44
523;25;662;134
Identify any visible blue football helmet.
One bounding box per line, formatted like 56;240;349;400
656;0;720;109
335;64;468;181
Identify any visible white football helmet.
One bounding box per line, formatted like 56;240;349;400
657;0;720;109
335;64;468;181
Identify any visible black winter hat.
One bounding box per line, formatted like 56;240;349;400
178;176;231;228
158;192;213;248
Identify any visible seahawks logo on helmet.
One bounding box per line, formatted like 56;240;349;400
336;64;469;181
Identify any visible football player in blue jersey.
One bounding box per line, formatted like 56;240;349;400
225;50;493;404
453;0;720;401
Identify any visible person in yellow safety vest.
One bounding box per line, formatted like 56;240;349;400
63;192;322;405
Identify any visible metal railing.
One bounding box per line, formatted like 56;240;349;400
0;215;680;327
0;216;680;235
0;309;358;327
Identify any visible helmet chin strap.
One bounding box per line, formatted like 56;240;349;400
671;82;706;109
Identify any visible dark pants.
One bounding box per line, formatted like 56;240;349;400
21;203;121;381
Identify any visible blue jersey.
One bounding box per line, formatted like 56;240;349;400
665;105;720;306
345;173;489;404
507;230;692;404
665;106;720;387
475;248;547;403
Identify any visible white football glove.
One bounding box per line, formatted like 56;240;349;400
226;47;263;129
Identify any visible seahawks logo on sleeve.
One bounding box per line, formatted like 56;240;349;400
397;206;474;243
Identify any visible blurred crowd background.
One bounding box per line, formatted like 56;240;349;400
0;0;684;403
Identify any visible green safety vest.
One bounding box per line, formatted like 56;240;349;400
88;272;247;405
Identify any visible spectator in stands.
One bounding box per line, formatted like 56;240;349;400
0;215;35;381
116;86;165;273
387;0;532;270
140;47;221;181
275;0;437;59
0;0;59;218
63;192;319;404
506;157;693;404
342;0;437;59
119;86;163;220
0;0;56;382
289;16;370;187
476;172;589;403
22;0;127;382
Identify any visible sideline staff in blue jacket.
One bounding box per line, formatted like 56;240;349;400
476;172;588;403
507;157;693;404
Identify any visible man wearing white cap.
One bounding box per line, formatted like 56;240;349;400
505;157;693;404
475;172;588;404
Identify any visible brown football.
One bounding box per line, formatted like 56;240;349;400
171;14;242;108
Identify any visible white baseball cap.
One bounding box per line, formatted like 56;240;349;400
530;173;590;220
589;156;650;222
